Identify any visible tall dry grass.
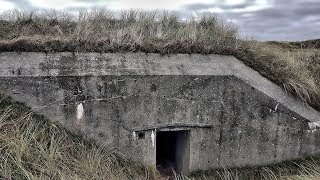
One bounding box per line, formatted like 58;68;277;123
0;10;319;111
186;157;320;180
235;41;320;110
0;9;239;53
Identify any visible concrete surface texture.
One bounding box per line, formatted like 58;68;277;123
0;52;320;174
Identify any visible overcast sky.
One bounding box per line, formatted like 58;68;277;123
1;0;319;41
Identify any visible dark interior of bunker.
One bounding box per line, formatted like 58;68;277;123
156;130;189;174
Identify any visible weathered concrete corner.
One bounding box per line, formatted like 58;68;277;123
0;52;320;173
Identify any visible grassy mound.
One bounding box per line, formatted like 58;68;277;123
0;10;238;54
189;157;320;180
268;39;320;49
0;10;319;112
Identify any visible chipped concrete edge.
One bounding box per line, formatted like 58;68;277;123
228;56;320;123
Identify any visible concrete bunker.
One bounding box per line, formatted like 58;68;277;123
0;52;320;174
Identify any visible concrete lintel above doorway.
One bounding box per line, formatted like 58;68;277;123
132;122;212;132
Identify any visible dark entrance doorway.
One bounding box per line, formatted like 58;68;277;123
156;130;190;174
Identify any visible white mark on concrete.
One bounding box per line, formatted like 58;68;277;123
238;129;242;135
293;117;297;120
274;103;279;111
76;103;84;120
308;121;320;131
133;131;136;141
50;69;59;76
151;130;155;147
307;129;317;133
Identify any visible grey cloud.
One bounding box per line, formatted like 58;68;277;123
182;3;211;11
6;0;110;10
293;2;320;16
4;0;320;41
5;0;33;9
183;0;259;11
182;0;320;41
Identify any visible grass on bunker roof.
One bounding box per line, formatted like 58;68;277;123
0;9;319;112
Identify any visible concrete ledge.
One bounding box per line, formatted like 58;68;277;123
133;123;213;132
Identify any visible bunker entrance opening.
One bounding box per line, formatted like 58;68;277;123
156;130;190;174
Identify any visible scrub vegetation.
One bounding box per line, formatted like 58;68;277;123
1;9;320;180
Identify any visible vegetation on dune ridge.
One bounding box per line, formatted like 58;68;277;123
0;10;238;54
268;39;320;49
0;10;319;112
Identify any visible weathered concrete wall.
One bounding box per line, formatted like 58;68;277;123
0;52;320;173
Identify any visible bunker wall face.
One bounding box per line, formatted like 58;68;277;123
1;75;320;172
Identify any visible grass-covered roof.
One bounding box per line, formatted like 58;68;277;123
0;10;319;111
